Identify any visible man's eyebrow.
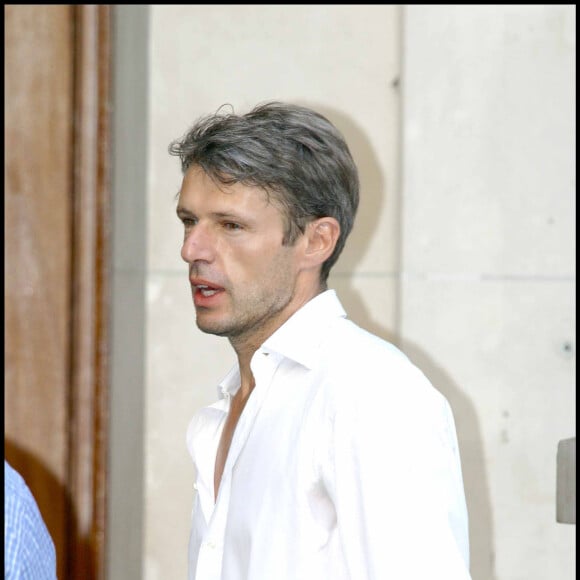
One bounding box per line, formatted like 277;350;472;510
176;208;253;224
212;211;245;221
176;206;195;218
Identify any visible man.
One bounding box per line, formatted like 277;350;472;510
170;102;471;579
4;460;57;579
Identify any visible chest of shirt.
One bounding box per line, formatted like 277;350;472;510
194;356;336;532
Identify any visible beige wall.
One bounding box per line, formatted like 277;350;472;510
401;5;575;580
108;5;575;580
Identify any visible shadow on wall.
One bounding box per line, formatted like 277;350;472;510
400;343;497;580
313;101;399;348
300;100;386;280
294;104;496;580
4;440;96;580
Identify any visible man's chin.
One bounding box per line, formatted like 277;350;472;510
196;319;231;338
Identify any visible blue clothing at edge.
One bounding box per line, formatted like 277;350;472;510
4;460;57;579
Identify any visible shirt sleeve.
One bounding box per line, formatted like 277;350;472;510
325;364;471;580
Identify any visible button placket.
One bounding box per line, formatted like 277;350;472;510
204;351;281;550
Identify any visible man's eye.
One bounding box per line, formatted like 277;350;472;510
223;222;242;231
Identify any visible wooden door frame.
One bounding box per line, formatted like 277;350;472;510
69;5;111;579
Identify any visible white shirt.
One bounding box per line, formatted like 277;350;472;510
187;290;471;580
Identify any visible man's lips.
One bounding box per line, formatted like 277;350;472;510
190;278;225;298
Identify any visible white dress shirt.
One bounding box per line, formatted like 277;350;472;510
187;290;471;579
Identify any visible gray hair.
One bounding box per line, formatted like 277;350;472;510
168;101;359;282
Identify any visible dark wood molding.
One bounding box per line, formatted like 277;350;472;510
69;5;112;579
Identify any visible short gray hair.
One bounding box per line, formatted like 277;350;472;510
168;101;359;282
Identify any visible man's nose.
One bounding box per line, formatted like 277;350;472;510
181;224;215;263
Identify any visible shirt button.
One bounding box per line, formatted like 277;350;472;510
204;540;216;549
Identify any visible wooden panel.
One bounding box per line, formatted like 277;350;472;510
4;6;73;579
68;6;111;580
5;6;111;579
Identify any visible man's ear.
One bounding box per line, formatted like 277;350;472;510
302;217;340;269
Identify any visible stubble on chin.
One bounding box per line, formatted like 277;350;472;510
194;292;295;344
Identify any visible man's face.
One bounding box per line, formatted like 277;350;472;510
176;166;304;347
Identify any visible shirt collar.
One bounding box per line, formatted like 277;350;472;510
217;289;346;399
217;365;241;399
261;289;346;370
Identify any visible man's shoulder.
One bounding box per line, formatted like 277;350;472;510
322;315;409;367
317;317;444;407
5;461;35;512
4;461;52;543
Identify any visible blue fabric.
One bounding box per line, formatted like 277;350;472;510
4;461;57;579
